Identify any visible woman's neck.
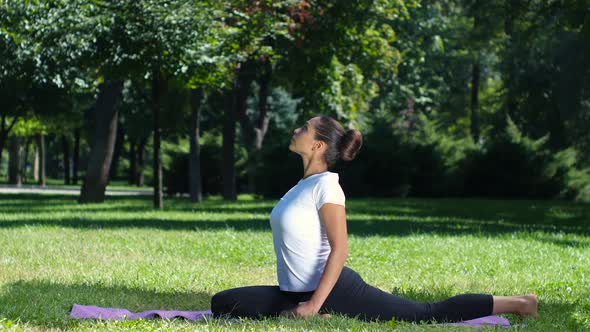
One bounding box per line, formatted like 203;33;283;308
302;157;328;179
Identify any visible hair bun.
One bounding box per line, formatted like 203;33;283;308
339;129;363;161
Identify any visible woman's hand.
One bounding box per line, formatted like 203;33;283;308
280;301;331;320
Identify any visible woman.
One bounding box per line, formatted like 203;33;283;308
211;115;538;322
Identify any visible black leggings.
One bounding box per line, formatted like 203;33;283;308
211;266;493;322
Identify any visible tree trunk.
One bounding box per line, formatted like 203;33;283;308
8;136;22;186
109;123;124;182
73;128;81;185
189;88;203;202
152;70;164;209
36;134;46;187
251;65;271;193
62;135;71;185
470;62;481;143
79;79;123;203
128;141;136;185
33;144;39;182
222;63;256;199
0;114;18;174
136;137;147;186
222;85;238;201
22;137;31;183
237;61;271;194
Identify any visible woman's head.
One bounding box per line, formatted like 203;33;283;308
289;115;363;168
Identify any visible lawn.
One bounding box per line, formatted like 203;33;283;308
0;194;589;331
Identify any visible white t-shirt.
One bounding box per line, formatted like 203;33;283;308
269;171;346;292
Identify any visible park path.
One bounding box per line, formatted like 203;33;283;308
0;184;152;196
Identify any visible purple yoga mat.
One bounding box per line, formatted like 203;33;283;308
70;304;510;328
438;315;511;328
70;304;212;321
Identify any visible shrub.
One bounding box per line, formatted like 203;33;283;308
462;118;590;200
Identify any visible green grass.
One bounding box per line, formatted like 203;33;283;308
0;194;589;331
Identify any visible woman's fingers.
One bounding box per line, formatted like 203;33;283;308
280;308;330;320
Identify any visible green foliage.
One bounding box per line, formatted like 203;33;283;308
334;110;476;198
462;118;590;200
412;113;476;169
254;146;301;198
163;131;249;196
242;87;301;197
387;1;472;116
262;87;301;131
319;56;378;122
548;149;590;202
1;0;588;203
0;0;99;142
7;117;44;137
120;79;152;143
498;0;590;152
279;0;413;125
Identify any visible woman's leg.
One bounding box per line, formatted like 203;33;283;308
492;294;538;318
321;267;498;322
211;286;296;319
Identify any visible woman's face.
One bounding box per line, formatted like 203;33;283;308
289;117;323;156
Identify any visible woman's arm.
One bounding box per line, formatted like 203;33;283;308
287;202;348;318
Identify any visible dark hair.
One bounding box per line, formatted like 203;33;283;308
313;115;363;168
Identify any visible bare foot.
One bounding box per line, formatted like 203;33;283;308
518;294;538;318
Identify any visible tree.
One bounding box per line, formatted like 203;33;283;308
1;1;88;185
80;79;123;201
276;0;417;130
239;62;273;194
120;79;152;187
498;0;590;153
26;0;220;205
179;18;230;203
0;2;34;169
214;1;294;200
3;0;117;200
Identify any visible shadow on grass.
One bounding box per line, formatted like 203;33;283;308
2;194;589;223
0;215;589;249
0;280;212;328
1;194;589;242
